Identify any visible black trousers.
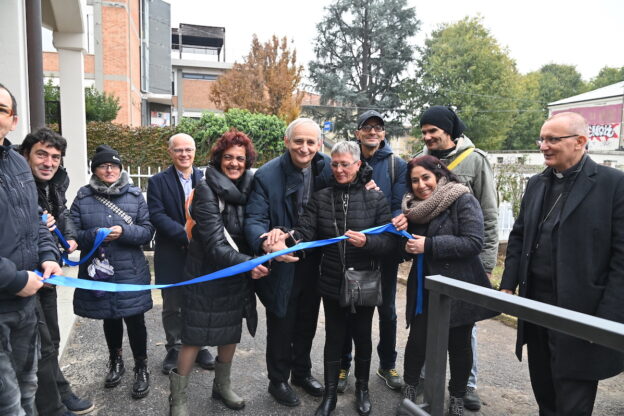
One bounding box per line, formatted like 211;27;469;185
265;258;321;383
35;288;72;416
403;312;473;397
322;297;374;371
103;313;148;360
525;323;599;416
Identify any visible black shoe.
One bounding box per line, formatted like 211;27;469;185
315;361;340;416
105;352;125;388
355;380;371;416
62;392;95;414
132;358;150;399
291;375;324;397
463;386;481;411
196;348;215;370
268;381;300;407
161;348;178;375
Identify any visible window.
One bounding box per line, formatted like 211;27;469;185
182;73;218;81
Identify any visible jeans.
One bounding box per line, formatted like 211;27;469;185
340;259;399;370
0;301;39;416
103;313;148;359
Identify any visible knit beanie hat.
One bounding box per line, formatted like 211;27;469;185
419;106;466;139
91;145;122;172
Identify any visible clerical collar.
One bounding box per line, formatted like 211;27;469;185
552;155;586;179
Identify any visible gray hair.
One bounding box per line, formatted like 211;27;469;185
168;133;195;149
331;140;360;161
547;112;590;137
285;118;322;141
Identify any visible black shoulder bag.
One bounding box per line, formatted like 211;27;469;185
332;190;382;313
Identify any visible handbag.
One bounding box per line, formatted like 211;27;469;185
331;191;382;313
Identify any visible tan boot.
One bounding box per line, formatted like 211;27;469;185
212;359;245;410
169;369;189;416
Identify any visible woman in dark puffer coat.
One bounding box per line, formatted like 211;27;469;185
70;145;154;399
266;141;395;416
400;155;498;416
168;129;268;416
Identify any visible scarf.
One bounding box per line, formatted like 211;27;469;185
89;171;130;196
402;177;469;224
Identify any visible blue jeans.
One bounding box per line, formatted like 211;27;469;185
0;301;39;416
340;260;399;370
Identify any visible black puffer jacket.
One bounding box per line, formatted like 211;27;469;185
182;166;257;346
293;164;395;300
36;166;78;242
0;141;59;313
405;193;498;328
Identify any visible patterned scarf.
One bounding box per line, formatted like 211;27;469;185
402;177;469;224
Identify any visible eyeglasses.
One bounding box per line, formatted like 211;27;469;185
536;135;578;146
172;147;195;154
96;163;120;171
359;125;384;132
222;154;246;163
330;160;359;169
0;106;14;117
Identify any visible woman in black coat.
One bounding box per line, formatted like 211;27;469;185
401;155;497;416
168;129;268;415
70;145;154;399
266;141;394;416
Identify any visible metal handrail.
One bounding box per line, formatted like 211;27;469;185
398;274;624;416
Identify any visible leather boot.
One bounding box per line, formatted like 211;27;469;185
105;349;125;388
132;358;150;399
354;358;371;416
315;361;341;416
169;369;189;416
212;358;245;410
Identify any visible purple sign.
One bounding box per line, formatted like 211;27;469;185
553;104;623;150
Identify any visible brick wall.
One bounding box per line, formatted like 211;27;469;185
182;79;221;110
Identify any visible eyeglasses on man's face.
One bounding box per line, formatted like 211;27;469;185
171;147;195;155
222;154;246;163
359;125;384;132
330;160;359;169
0;106;14;118
536;135;578;146
96;163;120;171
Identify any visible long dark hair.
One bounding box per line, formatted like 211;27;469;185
406;155;460;186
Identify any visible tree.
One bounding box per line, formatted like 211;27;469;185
503;72;544;150
536;63;586;106
210;35;304;123
404;17;519;149
588;66;624;90
308;0;420;137
44;80;120;124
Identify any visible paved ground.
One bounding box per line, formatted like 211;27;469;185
58;263;624;416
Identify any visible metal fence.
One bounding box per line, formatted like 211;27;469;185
398;275;624;416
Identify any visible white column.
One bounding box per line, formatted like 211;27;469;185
53;32;89;203
0;0;29;142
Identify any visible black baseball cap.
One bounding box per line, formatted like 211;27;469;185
356;110;384;130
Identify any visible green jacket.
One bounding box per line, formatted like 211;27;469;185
417;135;498;272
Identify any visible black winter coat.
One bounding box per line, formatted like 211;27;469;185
501;157;624;380
182;166;257;346
71;174;154;319
0;141;59;313
293;164;395;300
405;193;498;328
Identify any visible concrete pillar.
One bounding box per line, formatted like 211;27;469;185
0;0;29;142
53;32;89;203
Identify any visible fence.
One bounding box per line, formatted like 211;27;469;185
397;275;624;416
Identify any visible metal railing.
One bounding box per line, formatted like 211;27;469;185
398;275;624;416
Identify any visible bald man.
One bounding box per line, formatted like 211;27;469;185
501;112;624;415
147;134;215;374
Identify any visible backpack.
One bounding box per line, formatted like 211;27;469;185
388;154;402;184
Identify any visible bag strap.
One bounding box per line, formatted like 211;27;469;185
447;147;474;171
331;190;347;272
94;195;134;225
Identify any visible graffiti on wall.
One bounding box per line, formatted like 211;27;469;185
552;103;623;150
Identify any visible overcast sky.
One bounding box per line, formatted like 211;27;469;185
170;0;624;82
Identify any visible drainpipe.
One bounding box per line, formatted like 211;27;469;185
26;0;45;131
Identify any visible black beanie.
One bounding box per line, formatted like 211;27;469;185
91;145;122;172
419;106;466;139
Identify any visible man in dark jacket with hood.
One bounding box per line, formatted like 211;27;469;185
0;83;62;415
337;110;408;393
245;118;332;407
21;127;94;415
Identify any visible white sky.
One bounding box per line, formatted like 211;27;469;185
170;0;624;82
